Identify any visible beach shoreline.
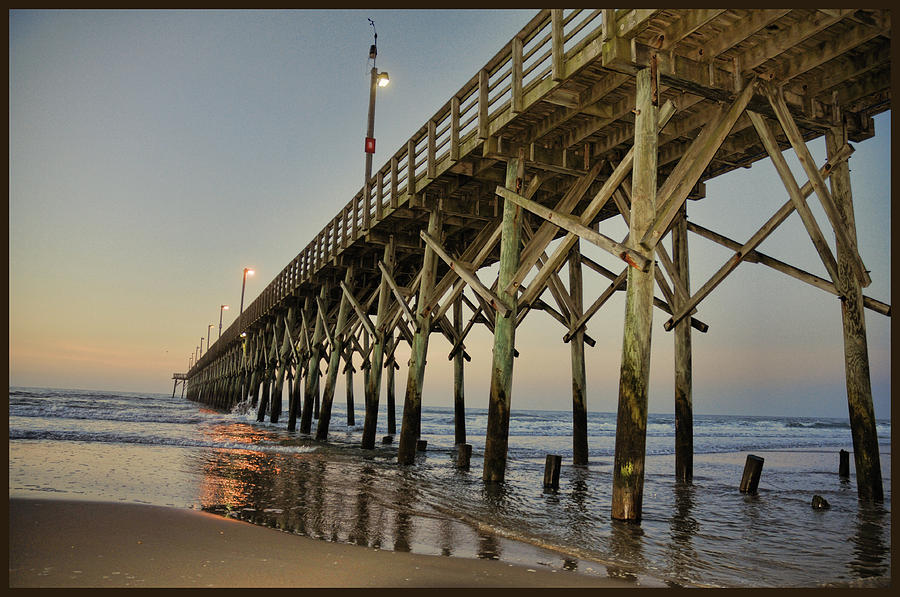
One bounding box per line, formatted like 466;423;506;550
8;497;641;588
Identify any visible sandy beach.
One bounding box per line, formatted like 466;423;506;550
9;498;636;588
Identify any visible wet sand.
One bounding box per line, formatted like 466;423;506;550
9;498;634;588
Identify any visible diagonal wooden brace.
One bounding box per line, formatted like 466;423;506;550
421;230;511;318
762;84;871;288
664;141;855;331
640;79;758;250
378;260;416;329
496;185;652;271
340;280;377;339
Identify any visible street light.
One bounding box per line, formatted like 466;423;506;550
219;305;229;339
240;268;254;315
207;324;214;352
200;337;205;356
364;18;389;229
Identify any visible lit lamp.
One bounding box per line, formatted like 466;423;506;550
219;305;229;339
364;19;389;229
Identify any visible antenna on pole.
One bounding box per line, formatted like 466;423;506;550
368;18;377;63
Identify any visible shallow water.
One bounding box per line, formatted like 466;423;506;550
8;386;892;587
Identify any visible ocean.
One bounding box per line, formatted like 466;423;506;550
8;385;891;587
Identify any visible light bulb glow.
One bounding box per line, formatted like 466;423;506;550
377;72;390;87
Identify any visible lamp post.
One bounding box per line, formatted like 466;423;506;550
240;268;254;316
219;305;229;339
200;337;205;357
207;324;214;352
364;19;389;230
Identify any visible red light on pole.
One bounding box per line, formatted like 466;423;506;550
365;136;376;154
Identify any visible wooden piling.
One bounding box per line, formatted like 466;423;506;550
456;443;472;469
345;349;355;427
673;203;693;483
386;336;397;436
289;296;313;431
301;285;328;434
611;68;657;522
452;295;466;445
317;266;355;441
826;125;883;503
839;449;850;478
363;241;395;449
483;154;523;483
568;240;588;466
416;439;428;452
397;208;443;464
543;454;562;489
739;454;764;493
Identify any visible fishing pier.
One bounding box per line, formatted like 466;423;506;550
182;8;891;520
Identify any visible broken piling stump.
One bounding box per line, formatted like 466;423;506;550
456;443;472;469
543;454;562;489
381;435;393;444
416;439;427;452
839;449;850;478
812;495;830;509
739;454;764;494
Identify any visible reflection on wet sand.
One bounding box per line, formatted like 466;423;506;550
666;482;700;582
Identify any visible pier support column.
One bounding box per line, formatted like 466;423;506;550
483;154;524;483
345;348;356;427
612;67;657;521
453;295;466;446
826;124;883;502
673;203;693;483
288;296;313;431
301;285;328;434
398;207;443;464
317;266;355;441
386;332;397;436
569;240;588;466
363;240;396;449
271;317;288;423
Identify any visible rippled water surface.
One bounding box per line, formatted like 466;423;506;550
8;386;892;587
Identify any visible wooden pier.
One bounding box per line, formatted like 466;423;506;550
183;9;891;519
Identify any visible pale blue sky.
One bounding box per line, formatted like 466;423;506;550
9;9;891;419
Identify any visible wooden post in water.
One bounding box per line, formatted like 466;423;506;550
456;443;472;469
452;294;466;445
363;240;395;449
839;449;850;478
301;285;327;434
386;333;397;436
611;67;657;522
826;125;883;503
256;323;273;422
288;297;312;432
544;454;562;489
345;348;356;427
483;153;524;483
271;316;288;423
568;240;588;466
673;203;693;483
397;207;443;464
740;454;764;493
317;266;355;441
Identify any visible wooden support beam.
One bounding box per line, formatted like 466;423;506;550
378;260;416;329
569;240;588;466
452;295;466;446
513;161;604;293
514;100;676;306
483;154;524;483
612;67;657;522
316;265;354;441
421;230;511;317
763;84;871;288
641;79;757;250
340;280;377;339
398;208;443;464
563;268;627;344
672;203;693;483
827;124;882;502
363;240;396;450
686;221;890;317
300;285;328;434
496;186;651;271
748;110;841;285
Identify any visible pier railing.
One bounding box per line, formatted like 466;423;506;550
194;8;610;371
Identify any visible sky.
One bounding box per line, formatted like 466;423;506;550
9;9;891;419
